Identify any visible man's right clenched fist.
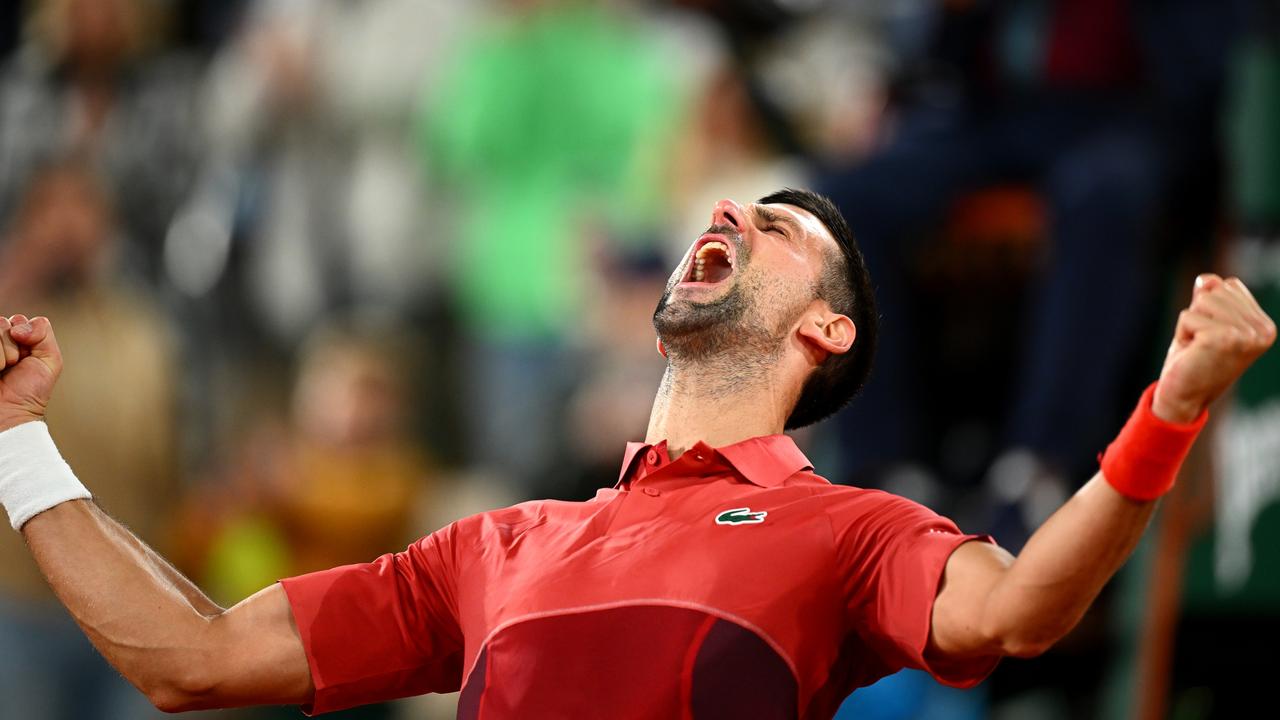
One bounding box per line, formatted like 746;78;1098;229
0;314;62;433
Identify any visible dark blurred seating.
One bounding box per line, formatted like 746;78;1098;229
818;0;1235;508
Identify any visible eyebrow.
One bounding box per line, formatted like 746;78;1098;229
753;205;802;237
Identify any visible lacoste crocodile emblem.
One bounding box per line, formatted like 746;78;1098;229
714;507;768;525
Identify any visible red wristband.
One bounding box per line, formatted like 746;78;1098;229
1099;382;1208;502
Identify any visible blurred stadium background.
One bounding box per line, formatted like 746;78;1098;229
0;0;1277;718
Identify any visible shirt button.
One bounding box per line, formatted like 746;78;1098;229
694;453;705;462
645;450;659;465
642;487;661;497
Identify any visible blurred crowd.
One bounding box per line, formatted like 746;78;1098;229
0;1;1276;719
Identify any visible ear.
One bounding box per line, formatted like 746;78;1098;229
797;311;855;358
656;337;667;358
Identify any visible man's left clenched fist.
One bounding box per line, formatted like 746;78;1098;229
0;314;63;433
1154;274;1277;423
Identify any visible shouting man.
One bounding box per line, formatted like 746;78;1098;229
0;189;1274;718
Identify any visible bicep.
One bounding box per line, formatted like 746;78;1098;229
927;540;1014;661
202;583;314;708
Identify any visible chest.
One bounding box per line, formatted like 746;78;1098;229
456;487;850;664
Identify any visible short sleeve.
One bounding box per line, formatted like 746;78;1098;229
831;489;999;688
280;522;466;715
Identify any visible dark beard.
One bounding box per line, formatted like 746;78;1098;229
653;276;794;371
652;281;751;361
653;230;799;366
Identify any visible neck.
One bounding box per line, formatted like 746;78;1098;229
644;352;798;459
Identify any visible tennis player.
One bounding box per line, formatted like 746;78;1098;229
0;189;1273;718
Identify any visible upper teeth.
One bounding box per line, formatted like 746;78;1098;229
696;241;729;260
692;241;729;282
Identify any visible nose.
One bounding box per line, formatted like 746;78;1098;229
710;199;745;231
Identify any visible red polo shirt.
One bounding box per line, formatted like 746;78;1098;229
280;434;999;718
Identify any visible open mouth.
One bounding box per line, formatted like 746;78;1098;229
682;235;735;285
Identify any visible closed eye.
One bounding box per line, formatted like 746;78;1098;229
754;206;798;240
757;221;788;240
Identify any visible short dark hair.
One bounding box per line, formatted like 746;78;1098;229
757;188;878;429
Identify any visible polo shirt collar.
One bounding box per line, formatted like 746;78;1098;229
617;441;653;486
616;434;813;488
718;434;814;487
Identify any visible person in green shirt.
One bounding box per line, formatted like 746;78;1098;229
418;1;681;496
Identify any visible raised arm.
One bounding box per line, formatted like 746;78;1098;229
927;274;1276;662
0;315;313;712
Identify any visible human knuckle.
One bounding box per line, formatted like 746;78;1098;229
1230;331;1249;353
1205;333;1231;352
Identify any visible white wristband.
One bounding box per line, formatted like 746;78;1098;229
0;421;91;530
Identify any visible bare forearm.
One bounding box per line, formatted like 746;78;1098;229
933;276;1274;662
22;500;224;701
983;473;1156;653
97;504;223;617
0;319;313;710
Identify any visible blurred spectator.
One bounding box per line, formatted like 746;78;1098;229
168;0;479;481
0;0;202;283
193;0;477;344
0;159;178;720
756;11;890;167
175;322;435;604
818;0;1234;545
419;0;685;497
170;322;433;720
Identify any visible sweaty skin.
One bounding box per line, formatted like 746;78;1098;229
0;195;1274;709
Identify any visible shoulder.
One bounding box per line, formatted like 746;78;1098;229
804;481;935;520
805;484;959;550
768;467;927;519
442;497;585;544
